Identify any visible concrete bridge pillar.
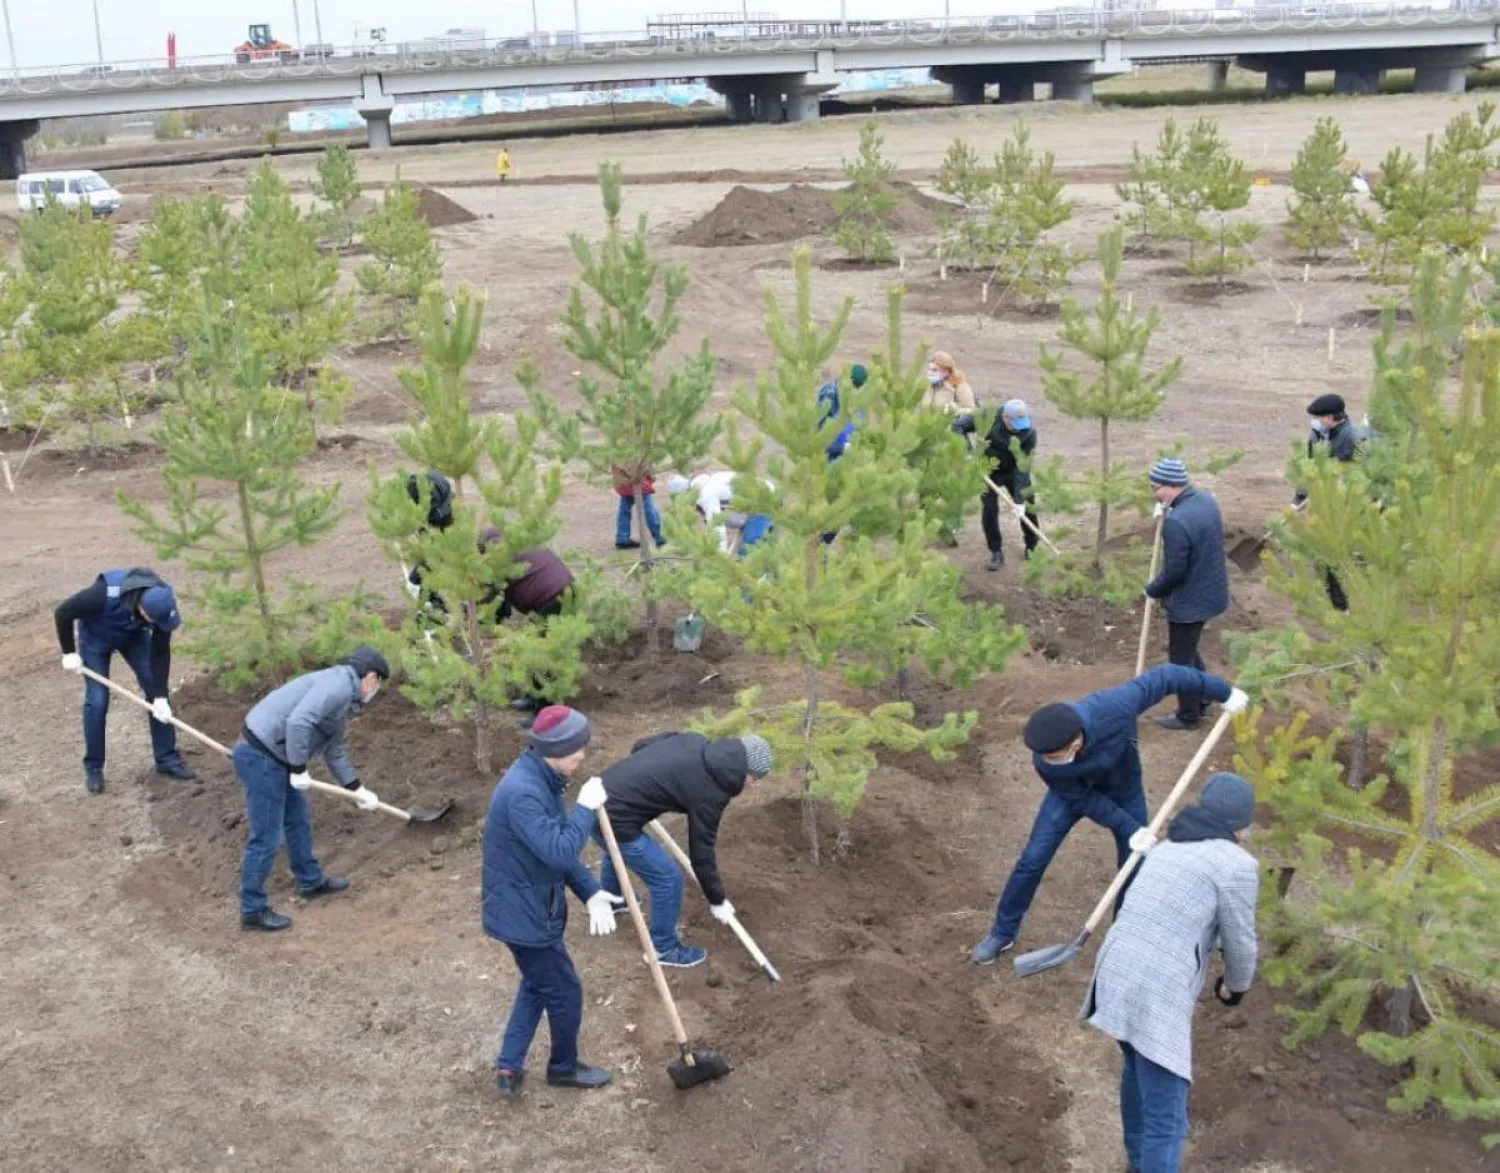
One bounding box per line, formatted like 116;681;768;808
756;89;785;123
1052;79;1094;103
1414;64;1467;93
1265;62;1306;96
0;119;38;180
356;74;395;150
1333;64;1381;95
786;90;822;123
951;77;987;105
725;90;753;123
997;77;1033;104
1208;60;1230;91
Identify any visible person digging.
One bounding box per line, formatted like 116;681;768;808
484;706;622;1097
981;398;1040;571
594;731;774;968
1082;772;1260;1173
476;525;577;729
232;646;390;932
1293;392;1363;613
970;666;1248;965
55;566;197;794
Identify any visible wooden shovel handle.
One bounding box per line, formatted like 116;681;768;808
1135;514;1166;676
982;475;1059;555
597;807;691;1048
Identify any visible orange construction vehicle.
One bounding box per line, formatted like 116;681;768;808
234;24;298;64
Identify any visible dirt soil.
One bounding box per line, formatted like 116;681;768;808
3;92;1498;1173
414;185;479;228
674;181;952;248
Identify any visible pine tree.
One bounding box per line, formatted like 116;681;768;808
834;121;898;264
986;122;1076;306
1183;150;1260;287
523;162;718;655
368;285;587;773
682;248;1021;860
1232;255;1500;1143
934;137;996;271
1038;225;1184;568
358;176;444;336
1172;117;1237;264
136;195;227;375
1115;118;1192;248
1285;117;1354;260
313;143;362;250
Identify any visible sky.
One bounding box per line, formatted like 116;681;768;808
7;1;1056;70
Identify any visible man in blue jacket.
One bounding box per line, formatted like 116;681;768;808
55;566;197;793
970;665;1248;965
484;705;622;1097
817;362;867;462
1143;459;1230;731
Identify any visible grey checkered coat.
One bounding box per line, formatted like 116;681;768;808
1080;838;1259;1082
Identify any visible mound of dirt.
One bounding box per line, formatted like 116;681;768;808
674;181;952;248
413;185;477;228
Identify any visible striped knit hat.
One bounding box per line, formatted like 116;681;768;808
528;706;592;758
1148;457;1189;487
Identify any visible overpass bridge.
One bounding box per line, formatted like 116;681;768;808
0;2;1494;174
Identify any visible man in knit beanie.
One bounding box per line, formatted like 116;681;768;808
593;731;774;967
1144;458;1229;731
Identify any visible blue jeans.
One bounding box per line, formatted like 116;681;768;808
498;940;582;1076
989;779;1147;941
594;828;684;954
232;739;325;916
1119;1042;1190;1172
737;513;774;557
615;493;664;545
79;628;183;774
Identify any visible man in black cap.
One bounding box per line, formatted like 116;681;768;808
1294;393;1362;611
970;666;1247;965
231;645;391;932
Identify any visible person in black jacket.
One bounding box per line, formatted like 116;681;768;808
1293;393;1361;612
594;731;774;968
1143;459;1230;731
981;399;1040;571
402;470;455;607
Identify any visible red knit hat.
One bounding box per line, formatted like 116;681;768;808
528;706;592;757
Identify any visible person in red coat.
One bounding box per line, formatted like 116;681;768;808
612;465;666;550
479;527;578;729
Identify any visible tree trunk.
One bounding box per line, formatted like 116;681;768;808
236;479;276;633
634;491;660;656
1384;981;1414;1038
1346;724;1370;791
896;665;910;703
1094;416;1111;566
465;601;491;775
802;660;821;866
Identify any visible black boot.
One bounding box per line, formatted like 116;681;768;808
84;769;106;795
157;761;198;781
241;909;293;932
298;876;349;900
987;549;1005;571
546;1062;613;1089
495;1069;525;1097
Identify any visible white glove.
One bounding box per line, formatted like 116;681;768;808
1153;501;1166;519
351;785;380;812
586;890;623;936
709;900;736;924
1128;827;1157;855
577;776;607;811
61;652;83;674
151;697;173;724
1225;688;1249;714
289;771;313;791
404;578;421;601
1011;502;1028;519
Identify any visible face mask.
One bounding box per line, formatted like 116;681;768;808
1043;750;1078;766
927;369;944;387
363;681;381;705
1311;419;1328;435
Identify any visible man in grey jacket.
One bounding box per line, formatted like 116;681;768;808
1143;459;1230;731
1082;773;1259;1173
232;646;390;932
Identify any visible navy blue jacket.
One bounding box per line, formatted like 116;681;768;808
54;568;173;697
1034;666;1232;839
482;748;600;947
1145;487;1229;624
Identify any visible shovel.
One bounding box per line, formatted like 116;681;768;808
673;612;706;653
597;806;732;1090
1014;708;1235;979
1134;514;1165;676
78;667;452;824
983;476;1059;556
644;819;782;983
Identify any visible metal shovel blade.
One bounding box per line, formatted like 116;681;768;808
405;798;455;824
667;1045;732;1090
674;613;705;653
1228;533;1269;573
1013;931;1088;979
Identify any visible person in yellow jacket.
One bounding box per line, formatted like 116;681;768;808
496;147;512;183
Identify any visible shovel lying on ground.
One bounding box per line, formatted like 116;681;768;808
1014;708;1235;979
597;806;732;1090
1134;514;1166;676
983;476;1060;556
79;667;453;824
644;819;782;983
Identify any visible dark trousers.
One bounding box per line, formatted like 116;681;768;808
1119;1042;1190;1172
79;628;182;774
1324;569;1349;612
497;940;583;1076
981;486;1038;557
990;778;1147;941
232;739;325;916
1166;621;1209;724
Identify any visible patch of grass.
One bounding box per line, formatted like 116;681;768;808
1094;67;1500;108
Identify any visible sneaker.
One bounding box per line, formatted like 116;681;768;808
495;1068;525;1097
241;909;293;932
546;1061;613;1089
1153;715;1200;732
970;933;1014;965
156;761;198;781
656;944;708;969
614;539;641;551
987;549;1005;571
299;876;350;900
85;769;106;795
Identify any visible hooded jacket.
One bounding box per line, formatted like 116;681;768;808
242;664;364;786
983;419;1037;501
54;568;174;697
1034;665;1232;840
1145;486;1229;624
601;732;748;905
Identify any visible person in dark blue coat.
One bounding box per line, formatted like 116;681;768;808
970;666;1248;965
1143;459;1230;731
817;362;867;462
55;566;197;793
483;705;622;1097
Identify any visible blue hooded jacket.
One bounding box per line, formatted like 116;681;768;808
1033;665;1232;839
482;748;601;947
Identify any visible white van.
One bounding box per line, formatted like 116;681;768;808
15;170;122;215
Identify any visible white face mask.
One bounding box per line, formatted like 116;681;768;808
362;680;381;704
1311;418;1329;435
927;369;945;387
1043;749;1078;766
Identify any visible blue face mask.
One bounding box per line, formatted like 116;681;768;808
1311;418;1329;435
927;369;945;387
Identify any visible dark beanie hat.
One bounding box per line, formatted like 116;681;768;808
1200;772;1256;832
529;705;592;758
1024;703;1084;754
345;645;391;680
1306;393;1346;417
850;363;869;388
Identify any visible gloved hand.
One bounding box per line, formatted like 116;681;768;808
351;785;380;812
404;578;421;601
586;890;623;936
1011;501;1029;520
1214;976;1246;1007
151;697;173;724
577;776;607;811
1152;501;1167;519
61;652;83;674
289;771;313;791
1225;687;1250;714
1128;827;1157;855
709;900;736;924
